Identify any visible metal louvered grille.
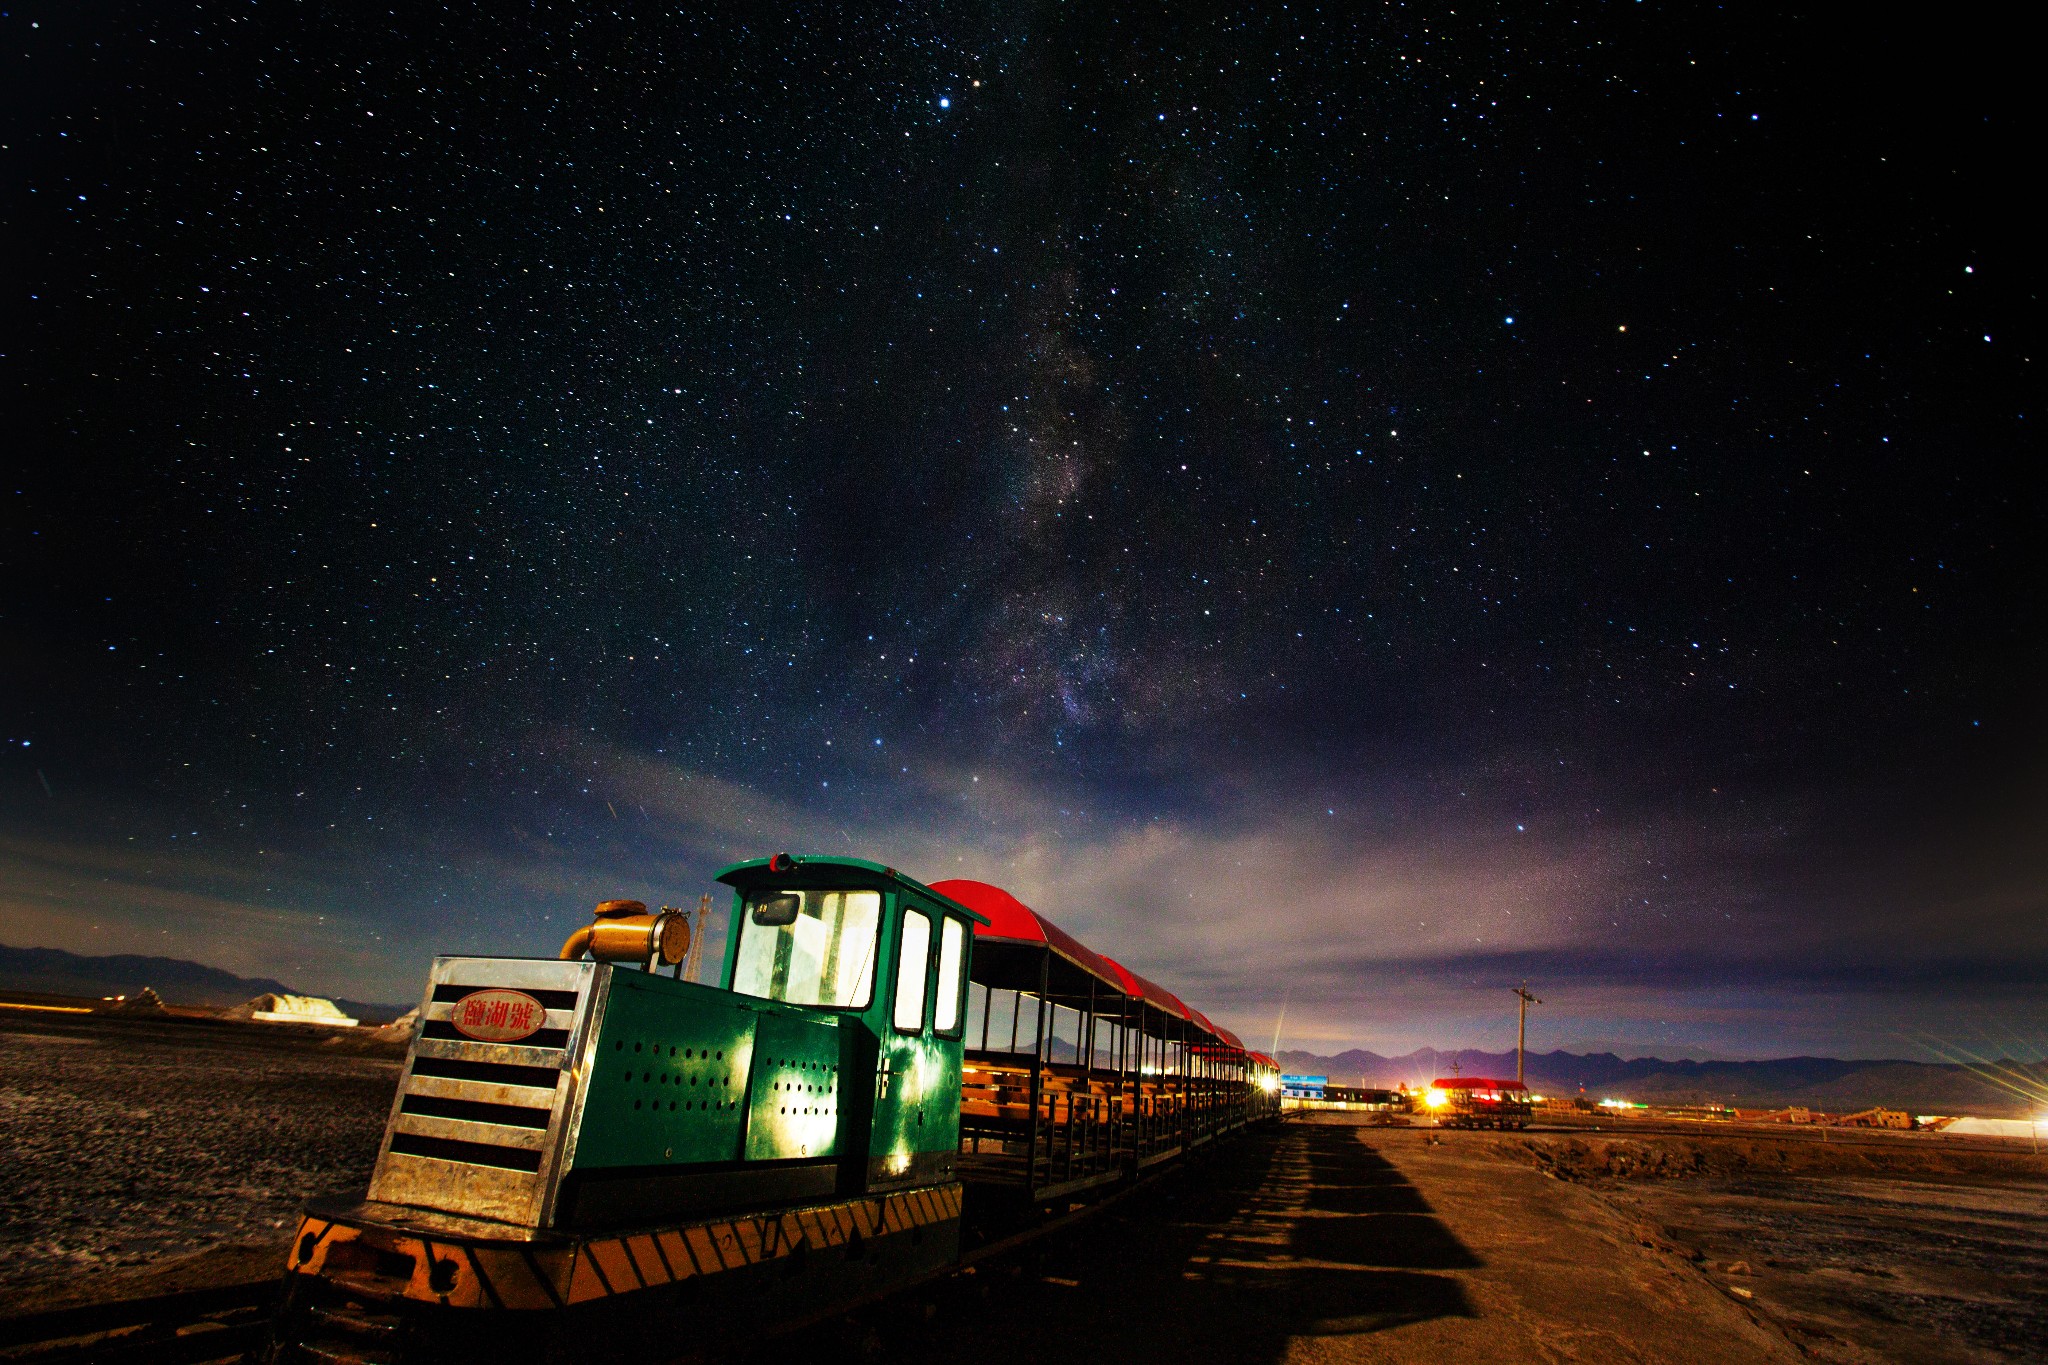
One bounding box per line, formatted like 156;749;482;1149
367;957;602;1227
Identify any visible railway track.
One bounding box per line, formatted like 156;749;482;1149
0;1161;1184;1365
0;1281;278;1365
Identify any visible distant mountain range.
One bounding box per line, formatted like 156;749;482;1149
0;943;408;1023
1278;1047;2048;1117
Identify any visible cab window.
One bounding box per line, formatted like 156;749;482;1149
933;917;966;1034
892;909;932;1032
732;888;880;1008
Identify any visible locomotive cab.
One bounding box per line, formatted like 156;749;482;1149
717;854;977;1195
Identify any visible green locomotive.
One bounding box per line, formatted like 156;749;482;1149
268;853;1277;1362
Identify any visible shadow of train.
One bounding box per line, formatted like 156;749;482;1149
755;1122;1479;1364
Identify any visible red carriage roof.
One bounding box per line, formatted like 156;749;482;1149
1128;970;1192;1021
931;878;1229;1040
1094;953;1142;998
929;878;1123;991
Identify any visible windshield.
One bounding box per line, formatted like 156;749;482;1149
731;888;881;1008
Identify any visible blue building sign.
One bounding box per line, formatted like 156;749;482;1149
1280;1074;1327;1099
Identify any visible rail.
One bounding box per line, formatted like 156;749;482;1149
0;1182;1171;1365
0;1279;278;1365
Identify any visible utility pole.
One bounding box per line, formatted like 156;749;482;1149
1513;985;1542;1086
683;893;711;982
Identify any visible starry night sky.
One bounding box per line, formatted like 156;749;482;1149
5;1;2038;1058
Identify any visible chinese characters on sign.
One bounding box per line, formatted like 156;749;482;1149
449;988;549;1044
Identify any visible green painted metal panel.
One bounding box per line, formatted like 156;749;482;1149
699;865;979;1191
867;892;966;1179
571;972;756;1170
744;1010;845;1161
867;1032;961;1176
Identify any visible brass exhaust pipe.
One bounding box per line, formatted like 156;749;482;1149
558;899;692;967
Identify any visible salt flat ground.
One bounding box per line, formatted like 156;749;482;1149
0;1008;398;1308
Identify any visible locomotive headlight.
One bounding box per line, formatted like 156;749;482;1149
1424;1088;1449;1109
1258;1074;1281;1095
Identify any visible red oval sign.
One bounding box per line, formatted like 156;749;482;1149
449;988;548;1044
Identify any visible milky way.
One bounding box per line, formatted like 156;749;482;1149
5;2;2036;1058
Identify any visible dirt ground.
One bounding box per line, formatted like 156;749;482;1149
1485;1131;2048;1361
782;1116;1808;1364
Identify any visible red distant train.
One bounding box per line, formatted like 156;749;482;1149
1423;1076;1535;1129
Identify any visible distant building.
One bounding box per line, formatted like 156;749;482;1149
1650;1104;1738;1122
1281;1074;1327;1099
110;986;167;1013
231;993;358;1027
1323;1086;1406;1107
1754;1105;1815;1124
